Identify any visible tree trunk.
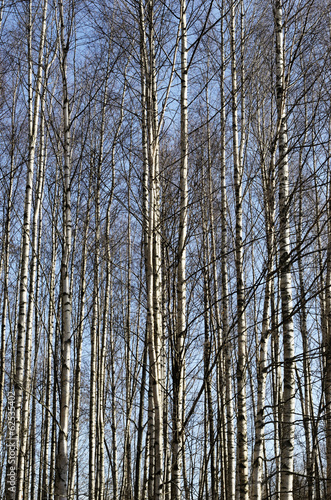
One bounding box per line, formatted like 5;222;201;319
273;3;295;499
229;2;248;498
55;1;73;497
13;2;48;496
172;0;188;497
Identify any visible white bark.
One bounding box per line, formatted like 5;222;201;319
55;0;73;497
43;169;59;500
13;3;48;495
17;94;46;499
89;164;100;500
273;3;295;499
229;2;248;498
220;8;235;499
172;0;188;497
139;1;164;497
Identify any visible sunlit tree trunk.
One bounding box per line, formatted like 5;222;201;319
12;2;48;497
273;3;295;499
108;270;119;500
229;1;248;498
17;90;46;499
139;0;164;497
43;165;59;500
55;0;73;497
150;7;164;496
220;7;235;499
172;0;187;497
89;154;100;500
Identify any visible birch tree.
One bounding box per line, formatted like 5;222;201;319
7;2;49;497
171;0;188;497
229;2;248;498
54;0;73;496
273;2;295;499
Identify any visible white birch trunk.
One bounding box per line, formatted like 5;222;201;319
13;2;48;495
89;164;100;500
43;168;59;500
229;2;248;498
139;0;164;496
109;274;119;500
55;1;73;496
220;8;235;498
17;94;46;499
273;3;295;499
172;1;187;497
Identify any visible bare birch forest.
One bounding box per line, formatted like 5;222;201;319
0;0;331;499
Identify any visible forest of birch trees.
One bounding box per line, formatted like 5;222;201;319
0;0;331;499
